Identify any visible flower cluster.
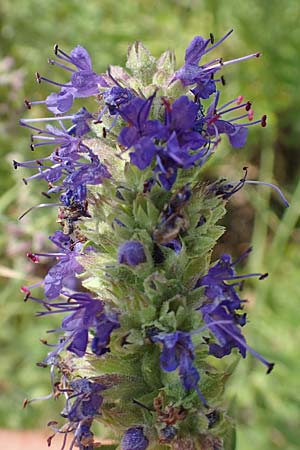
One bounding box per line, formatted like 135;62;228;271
17;31;287;449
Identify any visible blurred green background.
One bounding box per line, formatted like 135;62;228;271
0;1;300;449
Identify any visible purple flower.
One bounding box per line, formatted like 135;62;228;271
43;232;84;299
25;231;84;300
152;331;206;404
121;427;149;450
35;291;119;358
174;30;262;100
198;253;274;373
118;241;147;266
46;378;105;450
91;312;120;356
103;86;134;116
118;94;166;150
65;378;104;421
31;45;108;114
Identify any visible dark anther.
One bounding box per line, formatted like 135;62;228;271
259;272;269;280
53;43;59;55
245;101;252;111
35;72;42;83
219;57;224;66
266;362;275;374
22;399;28;409
210;32;215;44
255;52;262;58
42;192;51;199
206;410;220;429
221;75;226;86
24;99;32;110
13;160;18;169
261;114;267;127
48;58;55;65
102;127;107;138
30;143;35;151
22;178;28;185
47;434;55;447
36;361;48;368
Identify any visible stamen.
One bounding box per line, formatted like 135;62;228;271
244;180;289;207
217;323;274;373
21;115;75;124
19;202;62;220
203;29;234;55
204;52;262;71
35;72;71;88
48;59;75;73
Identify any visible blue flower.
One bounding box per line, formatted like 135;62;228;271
31;45;108;113
198;253;274;373
152;331;206;404
118;241;147;266
121;427;149;450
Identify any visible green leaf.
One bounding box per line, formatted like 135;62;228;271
126;41;156;85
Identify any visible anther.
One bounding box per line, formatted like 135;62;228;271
35;72;42;83
42;192;52;199
47;434;55;447
221;75;226;86
13;160;18;169
48;58;55;65
259;272;268;280
219;57;224;66
30;143;35;151
210;33;215;44
266;362;275;374
248;109;254;121
24;99;32;110
102;127;107;138
22;178;28;185
36;361;48;368
22;399;28;409
255;52;262;58
237;96;244;105
261;114;267;127
245;101;252;111
21;286;31;301
27;252;40;263
53;43;59;55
